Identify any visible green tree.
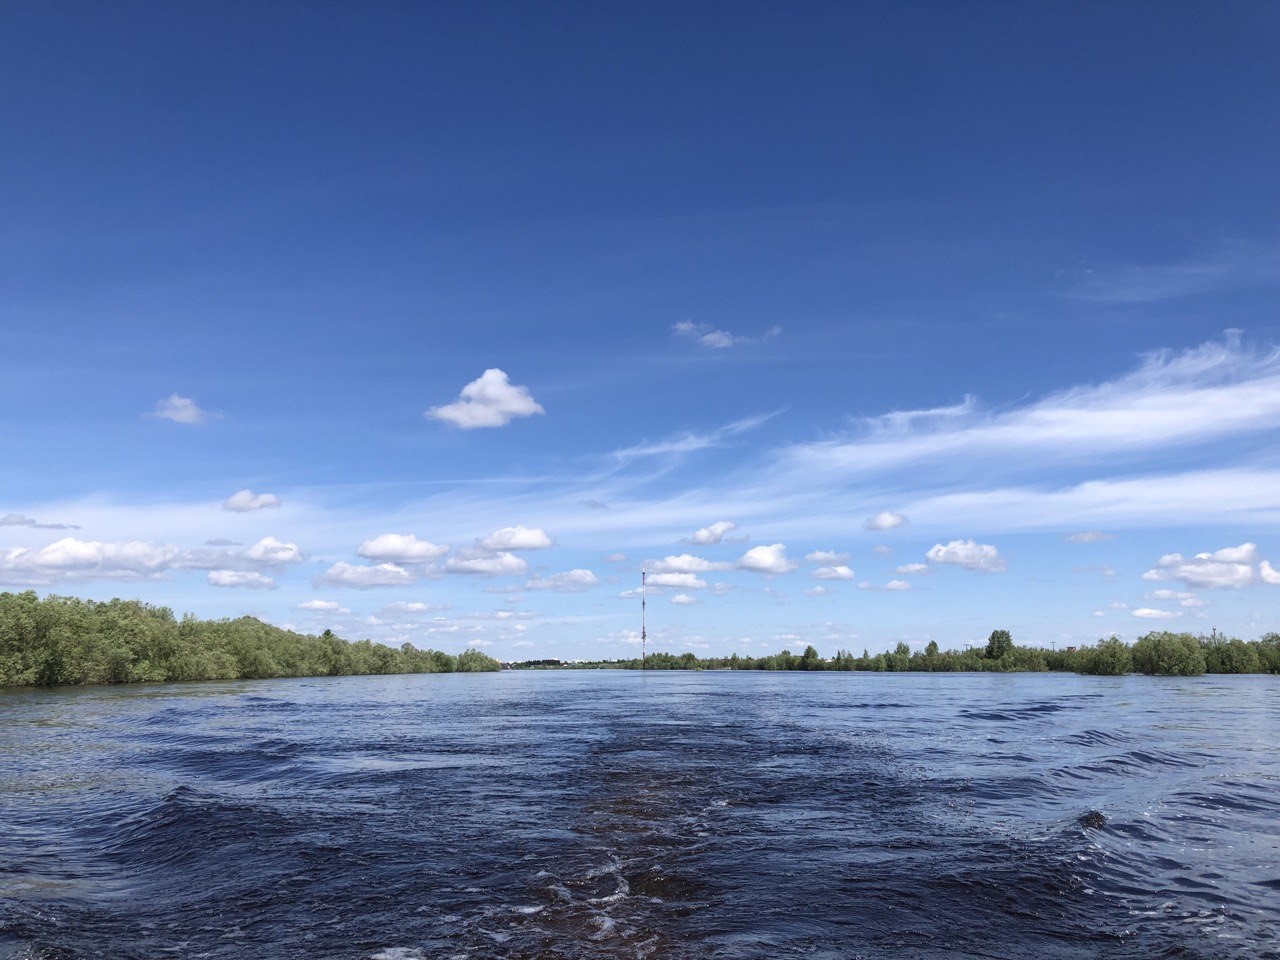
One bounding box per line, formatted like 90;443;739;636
985;629;1013;660
1131;632;1206;676
1079;635;1131;676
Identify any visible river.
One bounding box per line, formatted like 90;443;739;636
1;671;1276;959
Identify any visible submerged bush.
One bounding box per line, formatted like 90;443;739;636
1131;632;1207;676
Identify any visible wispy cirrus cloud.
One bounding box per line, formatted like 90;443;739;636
781;334;1280;483
1066;243;1280;304
610;414;773;464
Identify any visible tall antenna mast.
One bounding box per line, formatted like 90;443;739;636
641;569;647;669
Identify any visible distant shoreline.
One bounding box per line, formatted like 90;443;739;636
2;591;1275;688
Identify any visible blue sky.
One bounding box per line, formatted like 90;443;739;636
3;2;1278;660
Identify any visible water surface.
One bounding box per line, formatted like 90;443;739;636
1;671;1276;959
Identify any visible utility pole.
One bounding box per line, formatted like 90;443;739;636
641;569;647;669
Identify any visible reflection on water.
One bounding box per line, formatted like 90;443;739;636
1;672;1277;959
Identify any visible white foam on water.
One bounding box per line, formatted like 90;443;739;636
588;915;618;941
370;949;426;960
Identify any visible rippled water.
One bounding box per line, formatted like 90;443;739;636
1;671;1277;959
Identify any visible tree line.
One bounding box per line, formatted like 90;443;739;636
514;629;1280;676
0;590;499;687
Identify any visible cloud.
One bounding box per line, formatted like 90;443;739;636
205;538;241;547
320;561;416;588
895;563;928;575
1141;543;1264;589
737;544;796;575
0;537;181;585
670;593;697;605
926;540;1006;572
672;321;737;348
1066;531;1114;543
524;569;599;592
1262;561;1280;585
1146;589;1193;601
479;525;553;551
686;520;738;545
782;335;1280;485
804;586;833;597
858;579;912;592
0;513;81;530
649;554;731;574
425;369;544;429
610;414;772;464
382;601;449;614
357;533;449;564
151;394;212;425
446;551;529;576
603;553;628;563
245;536;305;566
872;545;893;555
647;572;707;589
1132;608;1181;620
580;499;609;510
805;550;848;564
297;600;344;611
1068;244;1280;304
813;565;855;580
208;570;275;589
223;490;282;512
863;511;907;531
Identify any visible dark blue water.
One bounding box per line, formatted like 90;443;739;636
1;671;1276;959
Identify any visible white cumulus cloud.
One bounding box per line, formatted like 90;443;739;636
884;579;912;591
320;561;416;588
1132;608;1181;619
737;544;796;575
223;489;281;512
426;369;544;429
649;554;731;574
357;533;449;564
207;569;275;589
669;593;697;605
805;550;849;564
297;600;344;611
1142;543;1264;589
245;536;305;566
896;563;928;575
647;572;707;589
687;520;738;545
382;601;448;614
864;511;907;531
151;394;212;425
479;525;553;551
1067;531;1114;543
813;565;855;580
0;537;182;585
446;551;530;576
524;569;600;592
926;540;1006;573
1261;561;1280;585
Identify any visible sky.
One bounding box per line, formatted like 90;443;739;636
2;1;1279;661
